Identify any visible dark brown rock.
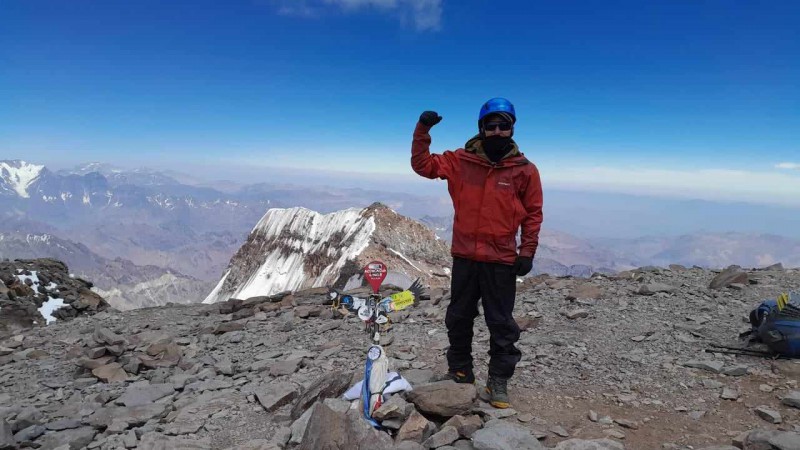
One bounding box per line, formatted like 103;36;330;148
74;288;107;311
396;410;436;443
93;327;125;346
298;403;348;450
140;342;182;369
372;395;414;422
298;402;394;450
77;355;115;370
214;322;245;334
443;414;483;438
218;299;243;315
291;371;352;419
566;284;603;301
92;363;128;383
344;407;395;449
256;382;299;412
407;381;477;418
86;347;106;359
709;266;749;289
232;307;255;320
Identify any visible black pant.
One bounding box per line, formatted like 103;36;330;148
445;257;522;379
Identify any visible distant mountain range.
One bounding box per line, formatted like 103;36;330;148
597;232;800;269
0;160;457;307
1;159;798;309
418;214;800;274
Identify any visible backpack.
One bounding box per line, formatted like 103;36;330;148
747;293;800;358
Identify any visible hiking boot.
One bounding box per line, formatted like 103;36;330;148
437;369;475;384
485;376;510;409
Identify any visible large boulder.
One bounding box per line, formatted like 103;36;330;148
33;426;97;450
744;429;800;449
553;439;625;450
396;410;436;443
256;382;299;413
0;420;14;450
297;402;394;450
74;288;107;311
292;372;350;419
406;381;477;417
91;363;128;383
709;266;749;289
472;419;544;450
298;403;349;450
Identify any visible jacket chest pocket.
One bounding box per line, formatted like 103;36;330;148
494;174;514;192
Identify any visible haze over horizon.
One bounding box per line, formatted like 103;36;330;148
7;157;800;241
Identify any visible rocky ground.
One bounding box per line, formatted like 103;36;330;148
1;263;799;449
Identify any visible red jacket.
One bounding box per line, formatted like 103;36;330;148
411;122;543;265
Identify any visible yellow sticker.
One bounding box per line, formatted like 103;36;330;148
778;292;789;310
389;290;416;311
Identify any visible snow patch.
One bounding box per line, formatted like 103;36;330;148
38;297;65;324
388;248;422;272
147;195;175;209
26;234;51;245
0;160;44;198
16;270;40;285
202;270;230;304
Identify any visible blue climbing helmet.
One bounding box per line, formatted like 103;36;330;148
478;97;516;127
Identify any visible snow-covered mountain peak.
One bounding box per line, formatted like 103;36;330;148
74;162;121;174
252;206;372;238
0;160;45;198
204;206;376;303
204;203;452;304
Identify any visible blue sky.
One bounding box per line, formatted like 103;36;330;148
2;0;799;205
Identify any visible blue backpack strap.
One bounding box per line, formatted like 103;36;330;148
750;300;778;328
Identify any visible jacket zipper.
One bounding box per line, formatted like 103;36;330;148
475;163;495;260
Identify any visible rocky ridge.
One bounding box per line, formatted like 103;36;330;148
0;263;798;449
0;258;109;337
0;235;213;310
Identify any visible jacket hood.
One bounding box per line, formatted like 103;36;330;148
464;134;523;163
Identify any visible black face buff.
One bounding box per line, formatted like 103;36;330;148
483;136;512;163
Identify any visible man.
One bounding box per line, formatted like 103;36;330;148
410;98;543;409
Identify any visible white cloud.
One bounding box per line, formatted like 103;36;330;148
271;0;442;30
270;0;318;17
542;166;800;207
325;0;399;6
776;162;800;170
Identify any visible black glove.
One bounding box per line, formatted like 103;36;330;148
513;256;533;276
419;111;442;127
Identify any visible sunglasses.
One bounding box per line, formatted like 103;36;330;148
483;121;513;132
